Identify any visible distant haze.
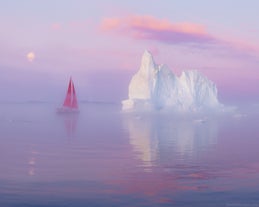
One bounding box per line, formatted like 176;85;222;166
1;1;259;103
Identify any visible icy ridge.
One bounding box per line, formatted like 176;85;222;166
122;50;223;112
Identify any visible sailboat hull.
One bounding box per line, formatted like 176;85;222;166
56;107;80;114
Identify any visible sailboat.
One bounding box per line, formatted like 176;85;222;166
57;77;79;113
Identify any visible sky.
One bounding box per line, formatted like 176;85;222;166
1;0;259;103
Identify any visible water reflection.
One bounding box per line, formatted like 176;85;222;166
123;114;218;169
28;148;38;176
58;113;78;138
1;104;259;206
125;116;158;169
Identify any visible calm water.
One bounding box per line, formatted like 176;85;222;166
0;103;259;207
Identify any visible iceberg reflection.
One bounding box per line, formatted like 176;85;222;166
126;116;158;169
123;114;218;169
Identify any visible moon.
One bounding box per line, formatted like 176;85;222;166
27;52;35;62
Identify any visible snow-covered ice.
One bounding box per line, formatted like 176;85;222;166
122;50;223;112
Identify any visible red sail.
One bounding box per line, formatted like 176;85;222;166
62;77;79;110
63;78;72;107
71;81;78;109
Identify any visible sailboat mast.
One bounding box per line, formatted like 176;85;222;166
63;78;72;107
71;80;78;109
70;78;73;106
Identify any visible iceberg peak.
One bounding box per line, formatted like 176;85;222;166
122;50;223;112
139;50;156;75
143;49;153;59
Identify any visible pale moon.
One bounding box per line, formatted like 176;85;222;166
27;52;35;62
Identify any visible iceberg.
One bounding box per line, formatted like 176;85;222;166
122;50;223;112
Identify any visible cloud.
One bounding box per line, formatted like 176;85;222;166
51;23;62;31
100;15;216;45
100;15;259;65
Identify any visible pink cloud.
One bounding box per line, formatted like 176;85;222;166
100;15;259;61
101;15;215;45
51;23;62;31
101;18;121;31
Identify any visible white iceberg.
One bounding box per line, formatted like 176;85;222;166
122;50;223;112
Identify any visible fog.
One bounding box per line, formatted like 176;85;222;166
1;102;259;206
1;64;259;108
0;65;133;103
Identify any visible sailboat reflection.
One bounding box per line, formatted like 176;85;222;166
123;114;218;169
64;115;78;137
58;114;78;138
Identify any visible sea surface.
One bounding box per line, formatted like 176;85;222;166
0;103;259;207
